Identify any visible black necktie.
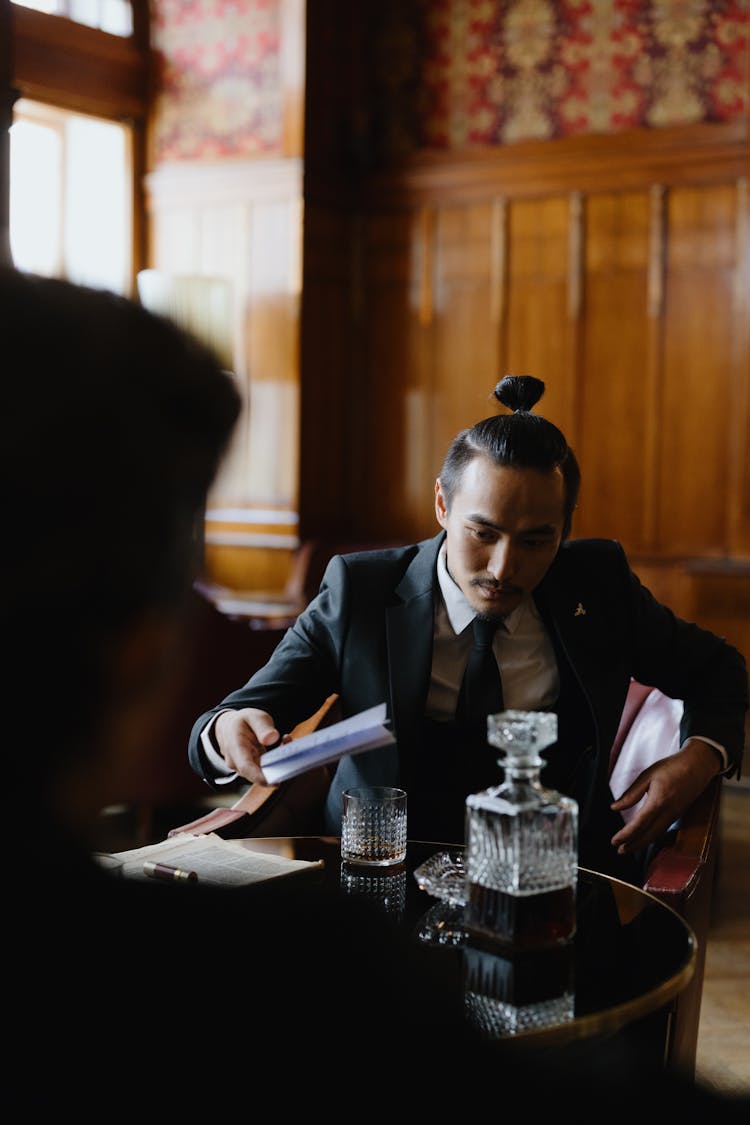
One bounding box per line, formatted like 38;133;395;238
455;616;505;742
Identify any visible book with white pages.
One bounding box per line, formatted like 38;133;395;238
260;701;395;784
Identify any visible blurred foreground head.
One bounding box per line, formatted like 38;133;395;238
0;268;241;804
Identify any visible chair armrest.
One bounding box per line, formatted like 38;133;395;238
642;776;722;903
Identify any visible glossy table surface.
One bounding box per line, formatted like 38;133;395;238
236;836;696;1048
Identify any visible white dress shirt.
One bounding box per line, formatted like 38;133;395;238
428;542;559;719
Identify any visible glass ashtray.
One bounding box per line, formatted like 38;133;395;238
413;850;468;906
414;900;467;948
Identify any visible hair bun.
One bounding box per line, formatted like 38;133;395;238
493;375;545;413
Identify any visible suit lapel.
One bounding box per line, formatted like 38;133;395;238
534;548;617;811
534;550;598;692
386;533;443;755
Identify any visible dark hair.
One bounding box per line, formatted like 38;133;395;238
0;267;242;768
438;375;580;538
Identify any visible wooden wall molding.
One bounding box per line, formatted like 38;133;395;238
362;121;747;207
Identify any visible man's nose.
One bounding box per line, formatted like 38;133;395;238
487;539;515;581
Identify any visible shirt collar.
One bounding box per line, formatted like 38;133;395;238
437;541;527;636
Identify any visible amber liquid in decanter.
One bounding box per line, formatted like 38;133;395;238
463;710;578;952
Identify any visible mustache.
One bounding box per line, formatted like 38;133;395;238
470;577;523;595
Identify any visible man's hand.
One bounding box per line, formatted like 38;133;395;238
214;708;281;785
610;739;722;855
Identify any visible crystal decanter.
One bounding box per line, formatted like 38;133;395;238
463;710;578;952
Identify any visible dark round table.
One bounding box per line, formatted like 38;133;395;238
237;835;696;1052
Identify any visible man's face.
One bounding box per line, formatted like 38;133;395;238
435;455;566;618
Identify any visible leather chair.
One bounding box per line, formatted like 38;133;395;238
609;680;723;1079
195;538;318;630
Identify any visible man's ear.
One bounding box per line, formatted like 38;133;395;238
434;477;448;528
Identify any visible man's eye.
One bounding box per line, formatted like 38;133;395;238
523;538;550;549
469;527;495;541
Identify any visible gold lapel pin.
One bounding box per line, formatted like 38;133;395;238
574;602;586;617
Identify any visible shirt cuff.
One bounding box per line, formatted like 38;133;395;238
681;736;729;774
200;711;239;785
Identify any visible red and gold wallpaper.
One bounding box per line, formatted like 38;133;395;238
150;0;748;164
150;0;283;162
384;0;749;153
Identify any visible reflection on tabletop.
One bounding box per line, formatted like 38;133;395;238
410;846;692;1045
412;881;575;1039
340;860;407;922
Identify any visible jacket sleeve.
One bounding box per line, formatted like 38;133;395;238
188;556;351;785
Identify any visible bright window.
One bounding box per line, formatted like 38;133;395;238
10;100;133;295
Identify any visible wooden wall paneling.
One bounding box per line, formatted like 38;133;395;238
243;196;302;507
490;196;508;375
727;176;750;559
149;206;199;272
302;0;365;207
658;183;740;557
294;122;747;637
147;200;253;505
575;190;652;550
566;190;585;520
505;196;576;438
642;184;668;551
145;158;303;512
359;207;434;540
409;205;439;538
431;199;503;490
196;202;250;308
145;159;304;593
298;204;361;536
685;560;750;660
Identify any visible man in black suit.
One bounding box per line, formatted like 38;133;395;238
190;376;747;883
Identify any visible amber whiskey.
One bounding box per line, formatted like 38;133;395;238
464;710;578;952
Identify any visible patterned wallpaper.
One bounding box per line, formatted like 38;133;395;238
150;0;748;164
379;0;749;154
150;0;283;162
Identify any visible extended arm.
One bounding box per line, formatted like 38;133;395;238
188;556;351;786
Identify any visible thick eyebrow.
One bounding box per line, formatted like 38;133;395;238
466;514;558;536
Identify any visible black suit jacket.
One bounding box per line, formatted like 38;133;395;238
189;534;747;872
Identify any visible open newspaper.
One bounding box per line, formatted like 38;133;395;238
96;833;324;888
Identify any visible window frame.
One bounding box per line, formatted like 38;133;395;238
3;0;150;288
